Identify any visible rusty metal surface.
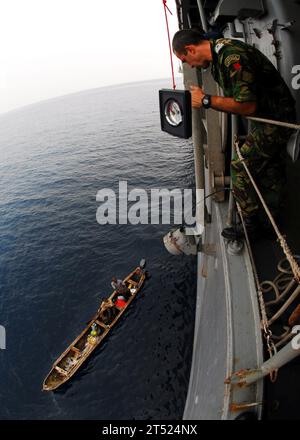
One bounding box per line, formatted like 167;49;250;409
289;304;300;326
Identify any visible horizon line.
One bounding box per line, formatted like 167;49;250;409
0;77;182;117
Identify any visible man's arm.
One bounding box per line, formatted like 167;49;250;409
190;85;257;116
211;95;256;115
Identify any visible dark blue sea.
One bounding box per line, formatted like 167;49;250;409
0;79;197;420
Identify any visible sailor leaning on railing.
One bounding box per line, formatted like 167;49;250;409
172;29;297;241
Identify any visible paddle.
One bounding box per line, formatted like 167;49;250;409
85;298;104;325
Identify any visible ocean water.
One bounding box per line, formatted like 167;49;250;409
0;79;197;420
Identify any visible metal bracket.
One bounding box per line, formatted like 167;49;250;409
277;21;295;30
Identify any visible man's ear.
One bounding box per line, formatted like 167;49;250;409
185;44;196;54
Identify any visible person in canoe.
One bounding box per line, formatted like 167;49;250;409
111;276;132;300
114;295;127;309
111;277;129;294
98;298;118;327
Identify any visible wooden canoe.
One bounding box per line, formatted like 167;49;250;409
42;265;146;391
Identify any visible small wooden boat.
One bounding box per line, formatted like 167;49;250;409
43;262;147;391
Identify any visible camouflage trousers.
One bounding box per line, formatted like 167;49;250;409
231;121;294;220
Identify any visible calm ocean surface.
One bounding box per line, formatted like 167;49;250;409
0;79;197;420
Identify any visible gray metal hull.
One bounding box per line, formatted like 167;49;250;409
175;0;300;420
184;203;263;420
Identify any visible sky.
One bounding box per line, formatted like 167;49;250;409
0;0;180;114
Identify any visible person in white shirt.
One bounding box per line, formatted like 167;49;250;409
111;277;127;294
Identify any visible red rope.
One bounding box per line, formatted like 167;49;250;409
162;0;176;90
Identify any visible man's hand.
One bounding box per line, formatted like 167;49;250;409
190;85;205;108
189;85;257;115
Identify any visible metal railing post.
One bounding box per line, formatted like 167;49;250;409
196;0;208;32
226;337;300;386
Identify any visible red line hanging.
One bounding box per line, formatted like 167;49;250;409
162;0;176;90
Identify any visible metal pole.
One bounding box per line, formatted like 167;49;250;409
196;0;208;32
226;338;300;386
246;116;300;130
226;114;238;226
192;108;205;190
183;65;206;233
192;107;206;233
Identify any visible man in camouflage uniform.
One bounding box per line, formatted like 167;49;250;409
172;29;296;239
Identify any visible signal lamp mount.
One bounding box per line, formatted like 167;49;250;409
159;89;192;139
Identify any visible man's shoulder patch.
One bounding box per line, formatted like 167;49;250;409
214;38;233;54
215;42;225;54
224;54;241;67
216;38;232;45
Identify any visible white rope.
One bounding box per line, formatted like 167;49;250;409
232;117;300;381
235;201;269;327
236;199;278;381
234;137;300;284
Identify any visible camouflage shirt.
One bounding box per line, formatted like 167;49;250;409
209;38;296;120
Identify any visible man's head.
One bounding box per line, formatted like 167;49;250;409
112;276;117;283
172;29;212;69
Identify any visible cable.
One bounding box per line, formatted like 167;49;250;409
162;0;176;90
195;187;232;206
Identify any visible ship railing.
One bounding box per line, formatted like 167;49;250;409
177;0;300;384
225;116;300;386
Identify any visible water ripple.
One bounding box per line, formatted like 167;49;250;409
0;80;196;420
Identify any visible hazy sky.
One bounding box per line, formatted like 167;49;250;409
0;0;180;114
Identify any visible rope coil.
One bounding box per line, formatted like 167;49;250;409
233;130;300;382
234;136;300;284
